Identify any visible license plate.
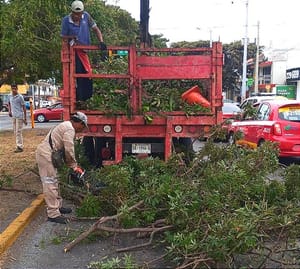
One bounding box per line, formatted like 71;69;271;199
132;143;151;154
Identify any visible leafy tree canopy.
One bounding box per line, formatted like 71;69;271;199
1;0;263;95
0;0;139;84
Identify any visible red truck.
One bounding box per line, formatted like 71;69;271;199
61;41;223;165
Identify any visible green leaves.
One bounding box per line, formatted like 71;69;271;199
0;0;141;83
62;139;300;267
76;194;101;217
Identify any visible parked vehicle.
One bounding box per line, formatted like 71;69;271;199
40;100;52;108
0;94;9;112
228;100;300;160
223;98;240;106
239;95;288;110
24;96;34;110
222;103;241;120
33;102;63;123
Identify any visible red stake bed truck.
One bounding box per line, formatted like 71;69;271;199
61;41;223;165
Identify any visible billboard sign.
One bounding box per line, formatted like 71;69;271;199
276;85;296;99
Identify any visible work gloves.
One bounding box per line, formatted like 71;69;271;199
69;166;85;186
74;166;84;176
99;42;107;51
99;42;108;61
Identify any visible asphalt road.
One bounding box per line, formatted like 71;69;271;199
1;203;174;269
0;112;61;132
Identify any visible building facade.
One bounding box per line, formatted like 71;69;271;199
248;48;300;100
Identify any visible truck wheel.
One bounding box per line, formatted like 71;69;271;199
258;139;265;147
228;132;235;145
172;138;194;164
36;114;46;123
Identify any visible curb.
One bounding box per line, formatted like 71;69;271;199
0;194;45;255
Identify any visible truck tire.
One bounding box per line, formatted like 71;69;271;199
228;132;235;145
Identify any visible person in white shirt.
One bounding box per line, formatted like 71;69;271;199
8;83;27;153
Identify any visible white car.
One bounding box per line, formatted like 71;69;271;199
39;100;52;107
239;95;288;110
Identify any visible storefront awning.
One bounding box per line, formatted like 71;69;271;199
0;84;29;94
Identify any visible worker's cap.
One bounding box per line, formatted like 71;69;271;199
72;111;88;127
71;0;84;13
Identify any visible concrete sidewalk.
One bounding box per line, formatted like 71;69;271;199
0;194;45;255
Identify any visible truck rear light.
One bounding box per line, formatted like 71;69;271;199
103;125;112;133
174;125;183;133
273;123;282;136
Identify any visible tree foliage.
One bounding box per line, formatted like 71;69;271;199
0;0;139;84
0;0;68;83
223;41;259;96
61;141;300;268
1;0;263;95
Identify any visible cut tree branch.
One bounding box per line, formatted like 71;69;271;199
64;200;145;252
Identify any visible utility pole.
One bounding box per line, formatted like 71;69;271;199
254;21;260;93
209;29;212;48
241;0;249;100
140;0;151;48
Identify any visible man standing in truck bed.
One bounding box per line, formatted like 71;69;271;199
61;0;107;101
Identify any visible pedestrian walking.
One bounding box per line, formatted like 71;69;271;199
35;112;87;224
8;83;27;153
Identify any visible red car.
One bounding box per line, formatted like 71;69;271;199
228;100;300;159
33;102;63;122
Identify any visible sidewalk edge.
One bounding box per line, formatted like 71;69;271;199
0;194;45;255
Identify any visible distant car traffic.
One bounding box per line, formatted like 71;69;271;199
33;102;63;123
24;96;33;110
223;98;240;106
0;94;9;112
40;100;52;108
239;95;288;110
222;103;241;120
228;100;300;159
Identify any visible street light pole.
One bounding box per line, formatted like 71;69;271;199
241;0;249;100
209;29;212;48
254;21;260;93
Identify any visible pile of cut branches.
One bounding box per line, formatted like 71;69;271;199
85;57;211;117
60;141;300;268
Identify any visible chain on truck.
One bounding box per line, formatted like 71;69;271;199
61;1;223;166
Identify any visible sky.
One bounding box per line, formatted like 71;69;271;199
106;0;300;51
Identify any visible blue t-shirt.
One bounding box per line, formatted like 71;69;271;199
61;11;97;45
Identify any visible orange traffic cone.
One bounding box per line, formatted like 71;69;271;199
181;85;211;107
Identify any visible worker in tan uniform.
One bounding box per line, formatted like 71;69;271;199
36;112;88;224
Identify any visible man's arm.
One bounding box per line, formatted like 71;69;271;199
8;100;12;117
22;104;27;125
92;26;104;43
